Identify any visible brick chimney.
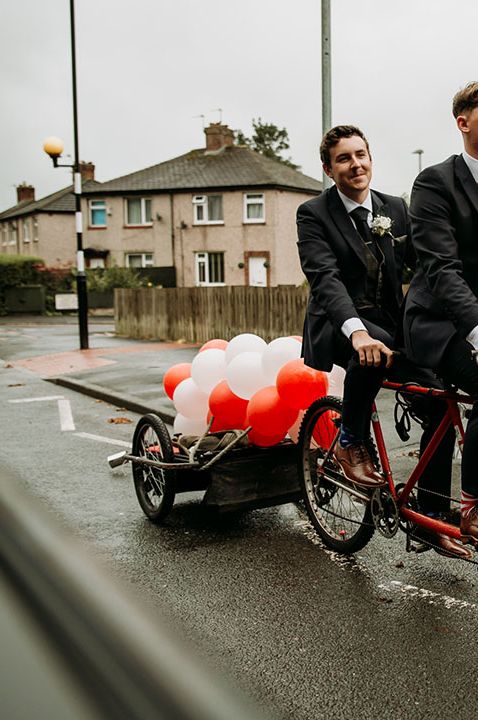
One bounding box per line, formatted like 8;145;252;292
204;123;234;152
16;183;35;204
80;161;95;182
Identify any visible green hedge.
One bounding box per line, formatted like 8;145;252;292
0;255;74;314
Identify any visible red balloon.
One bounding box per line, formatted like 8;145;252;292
207;381;248;431
276;359;328;411
312;408;341;447
163;363;192;400
199;339;228;352
248;428;286;447
246;386;298;437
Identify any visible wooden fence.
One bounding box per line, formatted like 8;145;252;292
115;286;309;343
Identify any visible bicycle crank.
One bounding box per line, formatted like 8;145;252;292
370;487;399;538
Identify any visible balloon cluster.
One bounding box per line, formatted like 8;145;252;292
163;334;345;447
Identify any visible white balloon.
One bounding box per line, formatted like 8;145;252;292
173;413;208;436
226;352;268;400
225;333;267;364
173;378;209;419
262;337;302;384
191;349;227;394
328;364;346;398
287;410;305;443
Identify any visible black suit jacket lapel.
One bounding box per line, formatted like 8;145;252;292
327;186;367;267
455;154;478;215
371;192;400;306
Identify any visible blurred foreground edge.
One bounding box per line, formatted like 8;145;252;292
0;471;268;720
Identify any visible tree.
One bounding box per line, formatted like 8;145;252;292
235;118;300;170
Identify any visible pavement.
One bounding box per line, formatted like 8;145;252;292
0;314;420;449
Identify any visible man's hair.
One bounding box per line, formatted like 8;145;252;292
452;82;478;118
320;125;371;167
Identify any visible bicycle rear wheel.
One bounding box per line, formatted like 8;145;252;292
298;396;375;553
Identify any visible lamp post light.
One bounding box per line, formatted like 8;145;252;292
42;0;88;350
412;148;424;174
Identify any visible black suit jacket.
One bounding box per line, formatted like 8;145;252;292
403;155;478;368
297;185;412;371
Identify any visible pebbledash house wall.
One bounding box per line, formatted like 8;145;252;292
82;195;174;268
82;188;312;287
171;188;312;287
0;213;75;266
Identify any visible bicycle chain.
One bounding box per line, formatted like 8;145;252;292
312;495;478;565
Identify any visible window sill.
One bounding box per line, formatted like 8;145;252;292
124;224;153;229
193;221;224;226
196;282;226;287
243;219;266;225
88;225;107;230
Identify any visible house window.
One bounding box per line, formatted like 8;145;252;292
195;252;225;285
193;195;223;224
2;225;7;246
89;200;107;227
88;257;106;269
125;198;152;226
33;218;38;242
126;253;154;268
243;193;265;223
8;222;17;246
22;218;31;243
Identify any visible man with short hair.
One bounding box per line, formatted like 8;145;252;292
297;125;468;559
403;81;478;546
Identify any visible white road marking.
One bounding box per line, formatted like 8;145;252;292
378;580;477;611
9;395;64;403
74;432;131;448
8;395;75;432
58;398;75;432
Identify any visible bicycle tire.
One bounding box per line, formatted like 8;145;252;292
298;396;375;553
132;413;176;522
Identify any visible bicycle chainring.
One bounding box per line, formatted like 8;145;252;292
370;487;399;538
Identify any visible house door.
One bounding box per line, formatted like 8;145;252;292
248;256;267;287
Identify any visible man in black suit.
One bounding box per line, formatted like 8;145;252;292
297;125;468;559
403;81;478;547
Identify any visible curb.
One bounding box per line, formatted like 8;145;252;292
48;376;176;424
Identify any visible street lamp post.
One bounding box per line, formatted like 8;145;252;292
322;0;332;190
43;0;88;350
412;148;424;174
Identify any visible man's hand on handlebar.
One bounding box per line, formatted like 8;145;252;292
351;330;394;368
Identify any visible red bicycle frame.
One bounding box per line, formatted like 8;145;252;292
371;381;472;541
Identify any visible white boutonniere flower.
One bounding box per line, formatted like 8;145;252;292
371;214;393;237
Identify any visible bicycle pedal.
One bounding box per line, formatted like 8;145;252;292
407;540;432;554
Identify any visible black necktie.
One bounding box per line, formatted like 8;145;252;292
350;206;377;258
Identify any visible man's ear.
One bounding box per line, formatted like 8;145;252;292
322;163;333;179
456;114;469;134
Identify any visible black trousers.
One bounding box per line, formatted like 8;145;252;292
438;335;478;499
334;310;455;513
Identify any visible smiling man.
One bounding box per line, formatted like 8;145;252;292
295;125;466;557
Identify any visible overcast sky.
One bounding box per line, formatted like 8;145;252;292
1;0;476;210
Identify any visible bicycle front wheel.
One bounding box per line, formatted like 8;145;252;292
298;396;375;553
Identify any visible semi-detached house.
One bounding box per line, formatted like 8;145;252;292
82;122;322;287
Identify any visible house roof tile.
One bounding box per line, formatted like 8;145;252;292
83;146;322;196
0;180;99;221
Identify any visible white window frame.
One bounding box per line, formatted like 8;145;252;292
192;195;224;225
8;222;17;246
89;199;107;227
33;217;39;242
2;225;8;246
243;193;265;224
22;218;31;243
195;251;225;286
124;198;153;227
126;252;154;268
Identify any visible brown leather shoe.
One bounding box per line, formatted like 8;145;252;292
461;506;478;546
416;527;473;559
334;443;386;488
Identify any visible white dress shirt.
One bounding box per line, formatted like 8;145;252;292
336;189;373;339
